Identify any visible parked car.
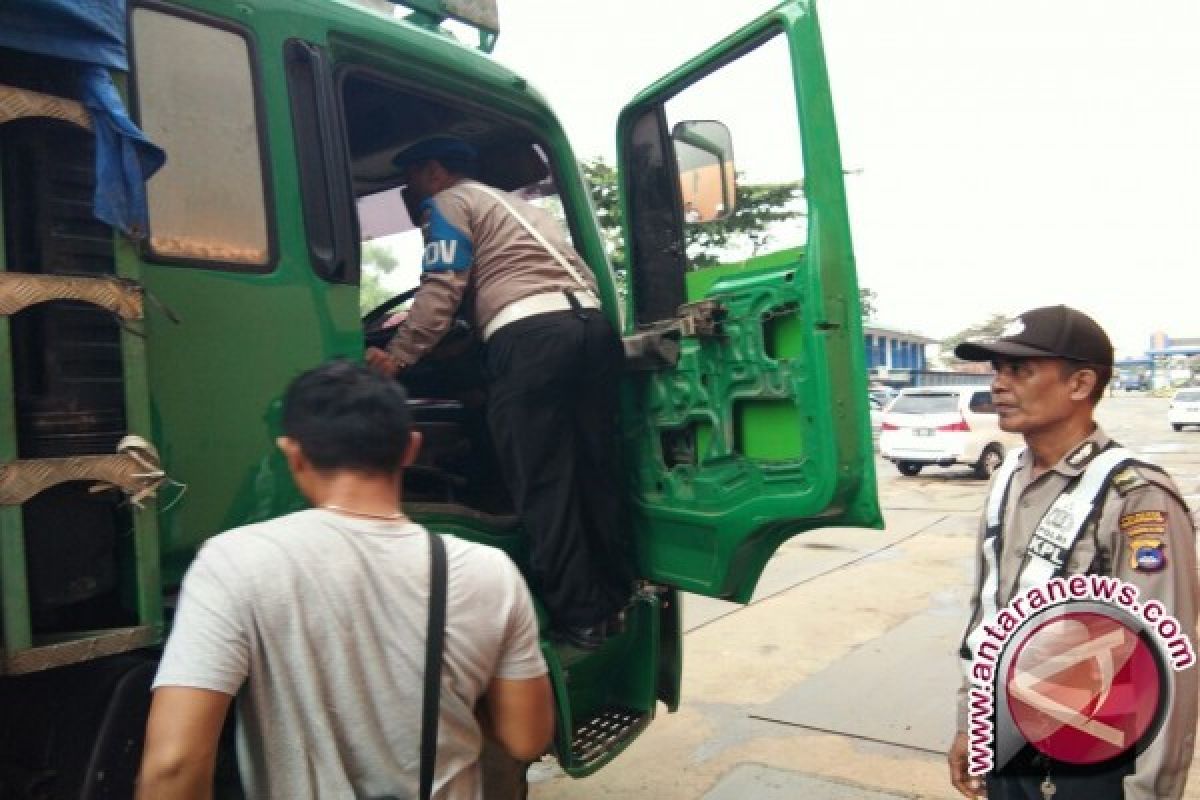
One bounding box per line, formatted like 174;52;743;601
868;384;899;409
1168;388;1200;431
879;386;1022;478
869;396;884;440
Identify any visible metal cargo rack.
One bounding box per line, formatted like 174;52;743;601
0;81;163;676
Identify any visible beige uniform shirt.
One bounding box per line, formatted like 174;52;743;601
386;180;599;368
956;427;1198;799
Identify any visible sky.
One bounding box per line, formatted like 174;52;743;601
489;0;1200;359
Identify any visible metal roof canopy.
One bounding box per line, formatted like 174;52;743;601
389;0;499;52
862;323;937;345
1148;347;1200;357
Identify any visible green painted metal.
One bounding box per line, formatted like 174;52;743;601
0;157;33;657
113;230;164;637
139;0;619;587
0;0;879;780
546;592;660;777
0;79;164;665
0;511;28;658
616;0;882;603
683;246;804;299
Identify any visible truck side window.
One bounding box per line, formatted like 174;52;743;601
624;30;808;325
131;8;272;269
664;32;807;274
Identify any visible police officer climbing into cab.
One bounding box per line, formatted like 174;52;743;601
946;305;1198;800
367;137;632;650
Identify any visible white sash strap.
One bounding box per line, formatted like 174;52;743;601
961;445;1133;681
465;181;598;302
1013;447;1132;594
963;446;1026;678
986;446;1026;530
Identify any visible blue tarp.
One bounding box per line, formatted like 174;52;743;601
0;0;165;237
0;0;128;70
83;68;165;238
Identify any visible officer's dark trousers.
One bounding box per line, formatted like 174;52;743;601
484;308;632;629
987;746;1132;799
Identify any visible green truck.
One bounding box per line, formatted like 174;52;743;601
0;0;880;795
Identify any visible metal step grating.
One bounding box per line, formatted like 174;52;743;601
570;706;647;768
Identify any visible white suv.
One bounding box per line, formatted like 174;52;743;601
1169;388;1200;431
879;386;1022;478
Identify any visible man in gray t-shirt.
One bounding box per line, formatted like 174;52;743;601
137;362;553;799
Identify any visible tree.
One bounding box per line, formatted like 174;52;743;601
579;158;625;274
684;181;804;268
941;313;1013;362
359;242;401;314
580;156;878;321
579;156;806;293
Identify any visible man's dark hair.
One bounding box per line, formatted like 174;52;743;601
282;360;412;474
1060;361;1112;405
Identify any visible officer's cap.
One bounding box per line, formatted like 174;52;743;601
955;305;1113;367
392;136;479;171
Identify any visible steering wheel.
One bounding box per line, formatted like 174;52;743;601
362;289;476;363
362;287;418;343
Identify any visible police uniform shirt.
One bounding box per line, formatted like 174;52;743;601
386;180;599;369
956;427;1198;799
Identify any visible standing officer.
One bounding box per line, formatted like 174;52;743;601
366;137;631;649
946;306;1198;799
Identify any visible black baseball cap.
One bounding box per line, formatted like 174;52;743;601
392;136;479;171
954;305;1113;367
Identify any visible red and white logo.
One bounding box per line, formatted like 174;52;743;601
1005;611;1165;765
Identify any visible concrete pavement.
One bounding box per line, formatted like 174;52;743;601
529;395;1200;799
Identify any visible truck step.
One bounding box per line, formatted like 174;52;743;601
570;706;648;768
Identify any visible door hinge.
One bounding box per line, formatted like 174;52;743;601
622;300;727;371
675;299;726;338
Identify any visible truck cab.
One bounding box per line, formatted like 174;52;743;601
0;0;880;795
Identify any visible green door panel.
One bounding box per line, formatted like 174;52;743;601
129;1;365;584
617;0;881;603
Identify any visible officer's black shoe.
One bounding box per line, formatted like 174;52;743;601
557;622;607;650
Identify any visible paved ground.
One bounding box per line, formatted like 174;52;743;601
529;394;1200;799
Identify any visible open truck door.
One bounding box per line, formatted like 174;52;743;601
617;0;882;603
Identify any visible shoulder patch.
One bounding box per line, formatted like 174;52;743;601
1119;509;1167;538
1066;440;1099;468
1129;536;1167;573
419;198;473;273
1112;466;1149;496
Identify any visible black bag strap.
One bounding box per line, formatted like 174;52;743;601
420;532;447;800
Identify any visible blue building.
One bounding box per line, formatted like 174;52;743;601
863;323;935;374
1144;333;1200;388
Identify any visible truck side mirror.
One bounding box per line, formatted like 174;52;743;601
670;120;736;224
